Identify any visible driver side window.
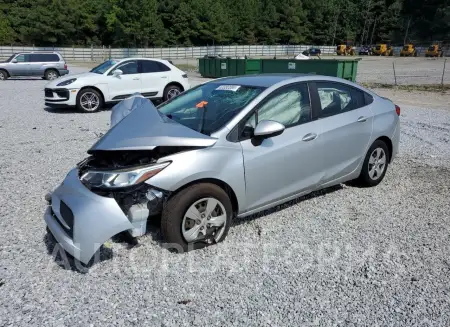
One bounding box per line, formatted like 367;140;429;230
240;83;311;139
112;60;138;75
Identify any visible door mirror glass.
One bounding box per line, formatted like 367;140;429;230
254;120;285;138
11;59;17;63
113;69;123;77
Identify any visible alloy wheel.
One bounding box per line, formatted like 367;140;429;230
167;88;180;99
368;147;386;181
80;92;100;112
47;71;58;80
182;197;227;243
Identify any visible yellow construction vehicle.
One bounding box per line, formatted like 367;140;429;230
425;44;444;57
400;44;417;57
336;44;356;56
372;44;394;56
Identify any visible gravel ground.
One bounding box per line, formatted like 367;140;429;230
0;67;449;327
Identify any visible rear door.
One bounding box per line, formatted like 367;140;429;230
311;81;373;184
9;54;31;76
139;60;170;98
107;60;142;101
239;82;323;212
29;53;61;75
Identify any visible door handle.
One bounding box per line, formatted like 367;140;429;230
133;78;140;80
302;133;317;142
161;76;168;79
357;116;367;122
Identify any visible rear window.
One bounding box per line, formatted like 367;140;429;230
140;60;171;73
30;54;60;62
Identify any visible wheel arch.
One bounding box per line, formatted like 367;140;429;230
165;81;185;92
374;136;393;163
78;86;106;104
169;178;239;217
0;68;10;77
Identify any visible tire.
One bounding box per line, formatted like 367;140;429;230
161;183;233;252
76;88;103;113
45;69;59;81
163;84;182;102
355;140;390;187
414;51;417;57
0;69;8;80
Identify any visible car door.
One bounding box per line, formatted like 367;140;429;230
239;83;323;212
312;81;374;184
139;60;170;98
107;60;141;101
28;54;44;75
9;54;31;76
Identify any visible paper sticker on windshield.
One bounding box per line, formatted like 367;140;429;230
215;85;241;92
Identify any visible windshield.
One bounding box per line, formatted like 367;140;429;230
158;83;265;135
90;60;118;74
403;46;409;50
428;46;435;51
3;54;16;62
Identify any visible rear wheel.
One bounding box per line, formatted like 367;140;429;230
76;88;103;113
45;69;59;80
0;69;8;80
163;84;182;102
355;140;390;187
161;183;232;252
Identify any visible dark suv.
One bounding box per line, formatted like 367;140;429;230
0;51;69;80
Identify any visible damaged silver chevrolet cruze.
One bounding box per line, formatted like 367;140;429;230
44;74;400;265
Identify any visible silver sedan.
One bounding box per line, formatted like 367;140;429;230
44;74;400;265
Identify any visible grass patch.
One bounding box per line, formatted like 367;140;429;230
361;82;450;92
174;63;198;72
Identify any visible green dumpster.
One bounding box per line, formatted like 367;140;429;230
260;59;360;81
198;58;360;82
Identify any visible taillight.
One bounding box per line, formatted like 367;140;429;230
64;63;67;69
395;104;401;116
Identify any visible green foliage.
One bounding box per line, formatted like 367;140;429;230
0;0;448;46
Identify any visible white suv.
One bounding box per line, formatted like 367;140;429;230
44;58;190;112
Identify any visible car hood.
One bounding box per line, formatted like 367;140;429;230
45;72;100;88
88;97;217;152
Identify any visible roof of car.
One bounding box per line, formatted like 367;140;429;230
210;74;313;88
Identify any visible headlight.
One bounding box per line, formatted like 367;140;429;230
80;162;170;189
57;78;77;86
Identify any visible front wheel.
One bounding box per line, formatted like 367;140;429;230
355;140;390;187
76;88;103;113
161;183;233;252
163;84;182;102
0;69;8;80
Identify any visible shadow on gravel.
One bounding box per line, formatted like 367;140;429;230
233;184;343;226
44;230;113;274
43;105;114;114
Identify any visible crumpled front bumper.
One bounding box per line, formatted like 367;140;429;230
44;168;134;264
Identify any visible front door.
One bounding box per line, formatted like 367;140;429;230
107;60;141;101
313;81;374;184
9;54;31;76
239;83;323;212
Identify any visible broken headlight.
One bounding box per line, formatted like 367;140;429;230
80;162;170;189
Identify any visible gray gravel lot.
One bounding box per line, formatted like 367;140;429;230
0;65;449;327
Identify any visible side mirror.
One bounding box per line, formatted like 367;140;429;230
113;69;123;77
254;120;285;139
11;59;17;63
